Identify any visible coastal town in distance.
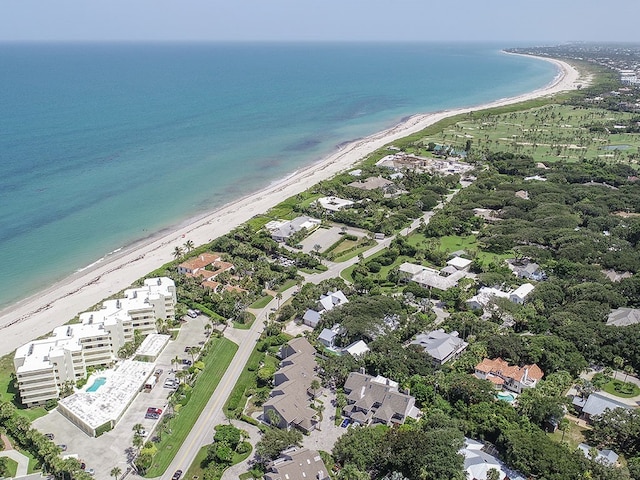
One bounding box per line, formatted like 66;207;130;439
3;42;640;480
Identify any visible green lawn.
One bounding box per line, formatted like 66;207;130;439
602;379;640;398
145;338;238;477
233;312;256;330
184;445;209;480
548;419;588;450
332;244;375;263
277;279;298;293
250;295;273;309
2;457;18;477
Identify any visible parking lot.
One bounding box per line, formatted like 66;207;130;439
32;314;211;480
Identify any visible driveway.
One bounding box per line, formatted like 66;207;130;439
302;389;345;454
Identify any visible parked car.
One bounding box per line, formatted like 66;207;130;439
45;433;55;440
182;359;192;366
172;470;183;480
154;368;163;376
184;346;191;353
57;444;67;451
87;469;95;476
163;379;177;389
147;407;163;415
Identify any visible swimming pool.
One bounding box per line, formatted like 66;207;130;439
86;377;107;392
496;391;516;403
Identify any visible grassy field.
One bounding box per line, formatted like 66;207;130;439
146;338;238;477
249;295;273;309
602;379;640;398
2;457;18;478
411;104;640;165
548;418;589;450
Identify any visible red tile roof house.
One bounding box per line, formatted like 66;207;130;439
474;358;544;394
178;253;239;292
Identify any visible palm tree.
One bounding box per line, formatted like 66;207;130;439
613;356;624;380
624;365;635;383
173;246;184;259
110;467;122;480
132;423;144;435
276;292;283;309
310;379;321;400
558;418;570;443
183;239;195;253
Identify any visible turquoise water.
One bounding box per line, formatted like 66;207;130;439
86;376;107;392
0;43;556;309
496;391;516;403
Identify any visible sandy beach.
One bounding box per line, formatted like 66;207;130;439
0;55;585;357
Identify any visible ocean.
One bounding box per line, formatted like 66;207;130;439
0;42;556;309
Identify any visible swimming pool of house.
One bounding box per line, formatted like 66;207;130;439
496;391;516;403
86;377;107;393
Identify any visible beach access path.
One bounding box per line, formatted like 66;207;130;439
0;56;585;359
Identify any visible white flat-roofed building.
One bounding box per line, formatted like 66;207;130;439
57;360;153;436
509;283;535;304
316;196;355;212
13;278;175;407
135;334;170;362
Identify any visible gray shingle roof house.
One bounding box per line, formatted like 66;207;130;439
342;372;419;426
264;338;320;433
607;307;640;327
578;443;619;466
411;329;468;365
264;447;330;480
575;392;631;423
302;290;349;328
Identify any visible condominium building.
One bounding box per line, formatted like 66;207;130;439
13;277;175;407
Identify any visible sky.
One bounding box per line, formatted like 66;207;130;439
1;0;639;44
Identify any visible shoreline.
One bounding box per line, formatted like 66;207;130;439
0;55;585;357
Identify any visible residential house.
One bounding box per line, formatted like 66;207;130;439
264;447;330;480
573;392;631;423
342;372;420;426
474;358;544;394
264;338;319;433
318;324;341;348
411;329;468;366
459;438;509;480
446;256;472;270
507;260;546;281
316;196;355;212
348;176;395;192
398;262;470;291
509;283;535;304
267;216;321;243
473;208;502;223
466;287;510;310
577;443;619;466
178;253;223;276
607;307;640;327
302;290;349;328
342;340;370;358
